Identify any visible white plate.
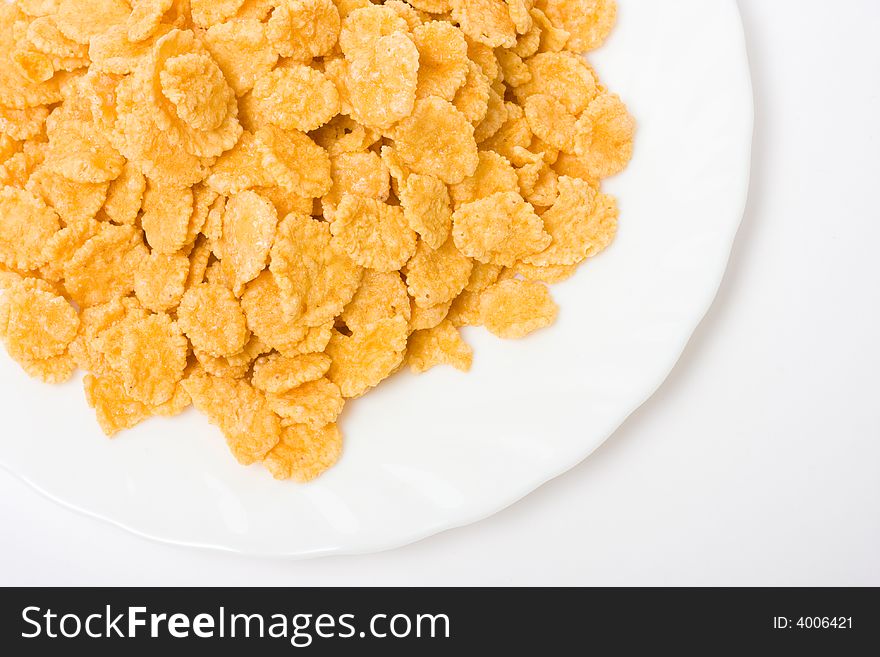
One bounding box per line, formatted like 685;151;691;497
0;0;753;557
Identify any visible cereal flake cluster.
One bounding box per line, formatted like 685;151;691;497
0;0;633;482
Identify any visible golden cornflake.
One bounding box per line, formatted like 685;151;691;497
263;422;342;482
0;186;60;270
178;283;250;358
326;315;408;398
252;352;331;394
452;190;550;266
252;65;339;132
134;250;190;312
404;238;473;309
266;377;344;429
330;194;417;272
407;319;472;373
399;173;452;249
479;278;558;338
218;190;278;294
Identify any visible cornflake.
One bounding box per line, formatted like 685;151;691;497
0;0;631;483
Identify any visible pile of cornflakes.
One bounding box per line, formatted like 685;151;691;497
0;0;633;482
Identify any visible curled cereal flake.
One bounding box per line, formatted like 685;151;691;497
206;130;274;195
64;224;148;307
513;260;578;284
191;0;247;28
524;93;576;153
103;162;146;225
522;175;613;266
479;102;532;161
0;186;60;270
541;0;616;52
288;321;334;356
506;0;534;34
413;21;469;101
45;117;125;183
185;184;218;245
267;0;340;61
530;7;569;52
496;49;530;88
450;0;516;48
409;298;452;331
270;213;362;327
326;315;408;398
407;319;472;373
473;86;507;143
453;60;491;126
340;270;411;333
346;31;419;130
515;51;596;114
325;151;390;213
241;270;307;354
255;125;331;198
452;190;550;266
183;369;281;465
338;4;408;57
573;92;635;179
404;238;473;309
39;218;101;283
205;19;278;97
134;251;190;311
127;0;174;42
393;96;479;185
55;0;130;45
178;283;250;357
19;351;76;384
383;1;425;31
0;278;78;366
0;107;49;141
252;66;339;133
118;312;188;405
519;159;559;207
330;194;417;272
219;190;279;294
465;262;503;292
112;77;214;187
89;24;171;75
194;336;270;379
27;167;109;224
552;151;598;184
466;37;500;82
252;352;331;394
266;377;344;429
160;52;233;132
312;115;381;157
263;422;342;482
236;0;276;20
511;20;541;59
449;149;518;208
141;182;193;254
480;278;557;338
25;16;87;60
399;173;451;249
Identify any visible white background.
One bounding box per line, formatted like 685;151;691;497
2;0;878;586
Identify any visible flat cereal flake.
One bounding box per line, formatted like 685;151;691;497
449;149;518;208
392;96;479;185
330;194;417;272
452;190;550;266
178;283;250;357
0;278;78;365
266;377;344;429
118;312;188;405
263;422;342;482
182;369;281;465
398;173;451;250
479;278;558;338
219;190;279;294
134;250;190;311
573;92;635;179
404;237;473;309
103;162;146;225
141;182;194;254
0;186;60;270
407;319;472;373
253;65;339;133
541;0;616;52
252;352;331;394
267;0;340;61
450;0;516;48
340;269;411;333
191;0;247;28
255;125;331;198
326;315;408;398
